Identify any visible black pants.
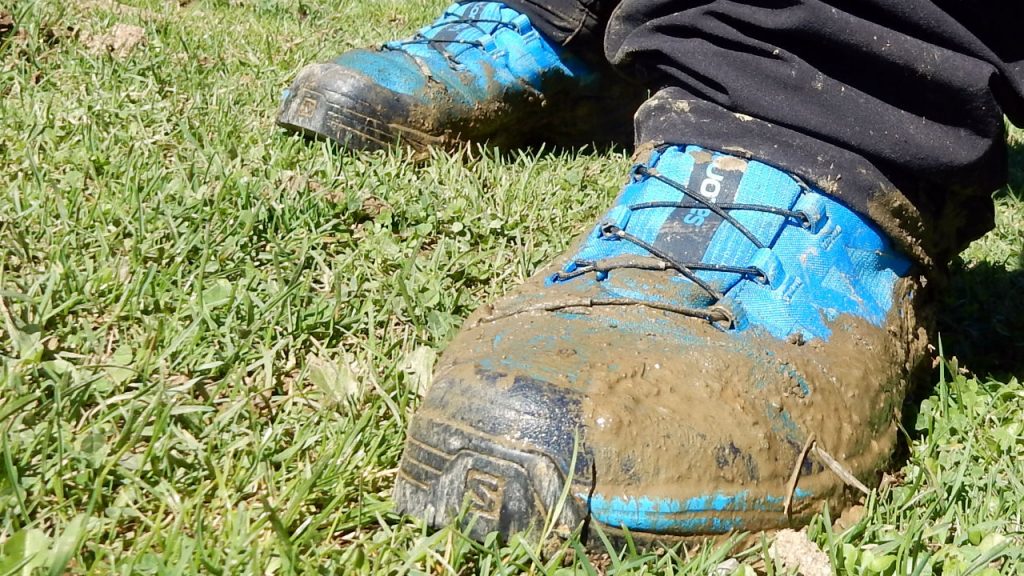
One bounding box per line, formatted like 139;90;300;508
502;0;1024;265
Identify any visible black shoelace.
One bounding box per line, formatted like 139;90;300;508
386;12;520;67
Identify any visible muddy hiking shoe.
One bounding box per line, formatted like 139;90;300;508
276;2;643;152
393;144;931;542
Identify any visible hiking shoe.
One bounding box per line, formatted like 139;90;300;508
392;144;931;541
276;2;642;152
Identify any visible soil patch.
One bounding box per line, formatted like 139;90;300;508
84;23;145;58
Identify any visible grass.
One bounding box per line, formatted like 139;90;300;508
0;0;1022;573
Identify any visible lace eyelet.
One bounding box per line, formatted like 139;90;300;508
599;223;622;239
753;267;770;285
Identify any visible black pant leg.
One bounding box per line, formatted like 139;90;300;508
604;0;1024;264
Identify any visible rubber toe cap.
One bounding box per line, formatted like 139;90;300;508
276;61;432;150
394;367;591;539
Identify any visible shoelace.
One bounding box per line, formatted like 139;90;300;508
550;156;814;320
385;9;522;67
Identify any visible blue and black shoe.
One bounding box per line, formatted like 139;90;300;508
393;144;931;542
276;2;642;152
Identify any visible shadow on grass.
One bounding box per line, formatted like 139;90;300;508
936;261;1024;380
1004;128;1024;198
896;260;1024;464
936;129;1024;378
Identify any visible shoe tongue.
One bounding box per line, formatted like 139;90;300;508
424;3;511;44
458;2;495;23
647;145;806;297
563;146;804;305
645;148;803;297
652;149;746;267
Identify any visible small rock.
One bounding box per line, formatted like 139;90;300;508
400;346;436;398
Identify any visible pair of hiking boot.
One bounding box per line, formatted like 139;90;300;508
278;1;930;542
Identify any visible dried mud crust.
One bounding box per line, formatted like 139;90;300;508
276;58;646;153
422;249;932;538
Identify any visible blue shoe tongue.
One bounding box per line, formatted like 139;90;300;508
418;2;514;45
374;1;577;98
558;146;806;306
454;2;495;25
652;150;746;267
427;22;472;44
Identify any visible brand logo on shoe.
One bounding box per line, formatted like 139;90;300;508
654;153;745;264
464;3;485;20
465;468;504;520
683;163;725;226
297;93;319;119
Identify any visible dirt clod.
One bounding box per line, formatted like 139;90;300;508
360;196;390;217
769;529;832;576
833;504;866;532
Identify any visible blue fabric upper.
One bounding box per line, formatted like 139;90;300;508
551;145;911;342
334;2;589;105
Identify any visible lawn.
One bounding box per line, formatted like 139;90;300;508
1;0;1022;573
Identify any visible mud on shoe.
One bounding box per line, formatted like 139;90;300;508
393;144;931;542
276;2;642;152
